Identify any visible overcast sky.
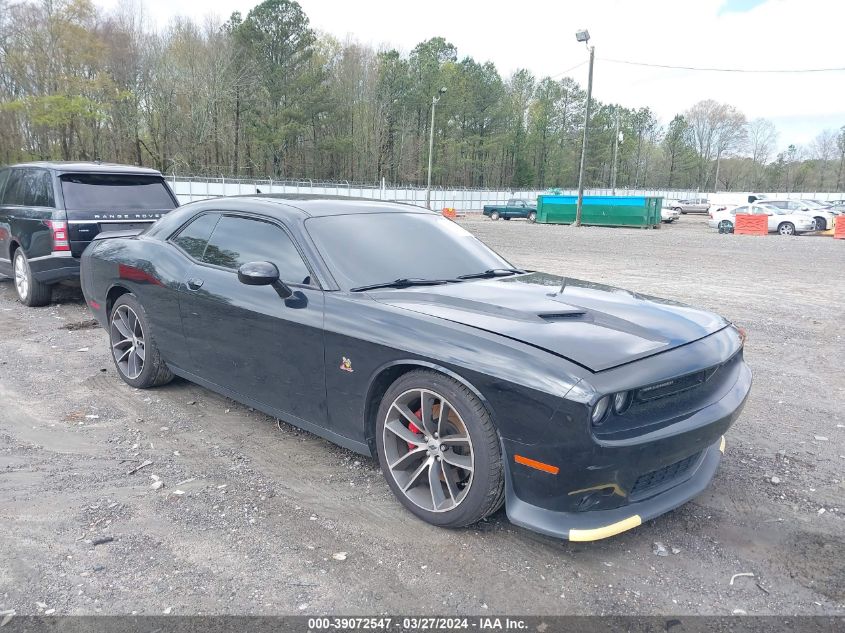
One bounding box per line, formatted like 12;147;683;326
101;0;844;150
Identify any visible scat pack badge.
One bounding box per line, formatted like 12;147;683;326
339;357;354;373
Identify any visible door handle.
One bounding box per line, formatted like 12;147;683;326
187;278;204;291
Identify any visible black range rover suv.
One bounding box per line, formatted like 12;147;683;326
0;162;178;306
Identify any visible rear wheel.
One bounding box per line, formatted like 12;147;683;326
376;370;504;528
527;211;537;223
109;294;173;388
13;250;52;307
718;220;733;233
778;222;796;236
490;211;500;221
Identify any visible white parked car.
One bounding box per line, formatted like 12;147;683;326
707;204;816;235
661;207;680;223
758;199;836;231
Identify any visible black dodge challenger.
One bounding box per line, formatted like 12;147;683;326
81;196;751;541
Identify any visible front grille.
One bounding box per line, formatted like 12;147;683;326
635;366;717;402
630;451;702;497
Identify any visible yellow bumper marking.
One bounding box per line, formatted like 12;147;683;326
567;483;626;498
719;435;726;454
568;515;642;542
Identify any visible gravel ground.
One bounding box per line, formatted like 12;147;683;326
0;213;843;616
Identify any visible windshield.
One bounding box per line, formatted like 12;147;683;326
800;200;825;209
306;212;511;290
60;174;177;211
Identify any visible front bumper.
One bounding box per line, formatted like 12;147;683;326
505;437;725;541
502;353;751;541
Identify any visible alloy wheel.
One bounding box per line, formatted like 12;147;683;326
111;305;146;379
13;254;29;300
382;388;475;513
779;223;795;236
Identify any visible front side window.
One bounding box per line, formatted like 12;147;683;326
171;213;220;260
306;212;510;291
203;215;312;285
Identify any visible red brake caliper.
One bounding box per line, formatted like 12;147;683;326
407;408;423;449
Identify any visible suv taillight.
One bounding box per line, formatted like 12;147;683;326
46;220;70;252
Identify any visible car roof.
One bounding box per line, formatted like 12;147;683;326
219;194;433;218
7;161;164;176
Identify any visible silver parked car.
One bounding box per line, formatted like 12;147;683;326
671;198;710;214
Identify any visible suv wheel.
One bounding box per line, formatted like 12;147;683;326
13;250;52;307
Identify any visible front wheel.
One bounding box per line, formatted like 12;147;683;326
109;294;173;388
527;211;537;223
13;250;52;307
718;220;733;233
813;217;826;231
376;370;504;528
778;222;796;236
490;211;500;221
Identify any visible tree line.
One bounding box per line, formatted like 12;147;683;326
1;0;844;192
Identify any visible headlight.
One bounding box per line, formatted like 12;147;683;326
592;395;610;425
613;391;632;414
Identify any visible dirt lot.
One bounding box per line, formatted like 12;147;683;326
1;214;843;616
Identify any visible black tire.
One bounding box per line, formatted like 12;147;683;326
718;220;733;233
13;249;52;307
490;211;500;221
109;294;173;388
813;217;826;231
778;222;795;236
375;369;504;528
674;207;685;214
527;211;537;223
502;216;511;221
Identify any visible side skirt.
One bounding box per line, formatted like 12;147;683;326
167;364;372;457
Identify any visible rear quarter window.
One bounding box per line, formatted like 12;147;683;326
170;213;220;260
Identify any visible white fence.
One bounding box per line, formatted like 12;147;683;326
166;177;843;210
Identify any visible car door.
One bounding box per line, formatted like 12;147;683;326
750;206;776;232
177;213;327;426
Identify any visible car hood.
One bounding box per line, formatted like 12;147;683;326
374;272;729;372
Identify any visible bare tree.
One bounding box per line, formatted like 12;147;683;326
746;118;777;190
810;129;837;190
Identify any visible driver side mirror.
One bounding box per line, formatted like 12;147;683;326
237;261;293;298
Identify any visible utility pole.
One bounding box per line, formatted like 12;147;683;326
574;33;594;227
611;108;621;195
425;87;447;209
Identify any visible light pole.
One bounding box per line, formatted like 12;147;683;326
425;86;447;209
574;30;594;227
611;108;623;195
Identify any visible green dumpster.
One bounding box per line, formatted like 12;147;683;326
536;195;663;227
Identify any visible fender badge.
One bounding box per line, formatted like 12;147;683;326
340;357;354;373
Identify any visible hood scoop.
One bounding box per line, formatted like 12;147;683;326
538;311;585;321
